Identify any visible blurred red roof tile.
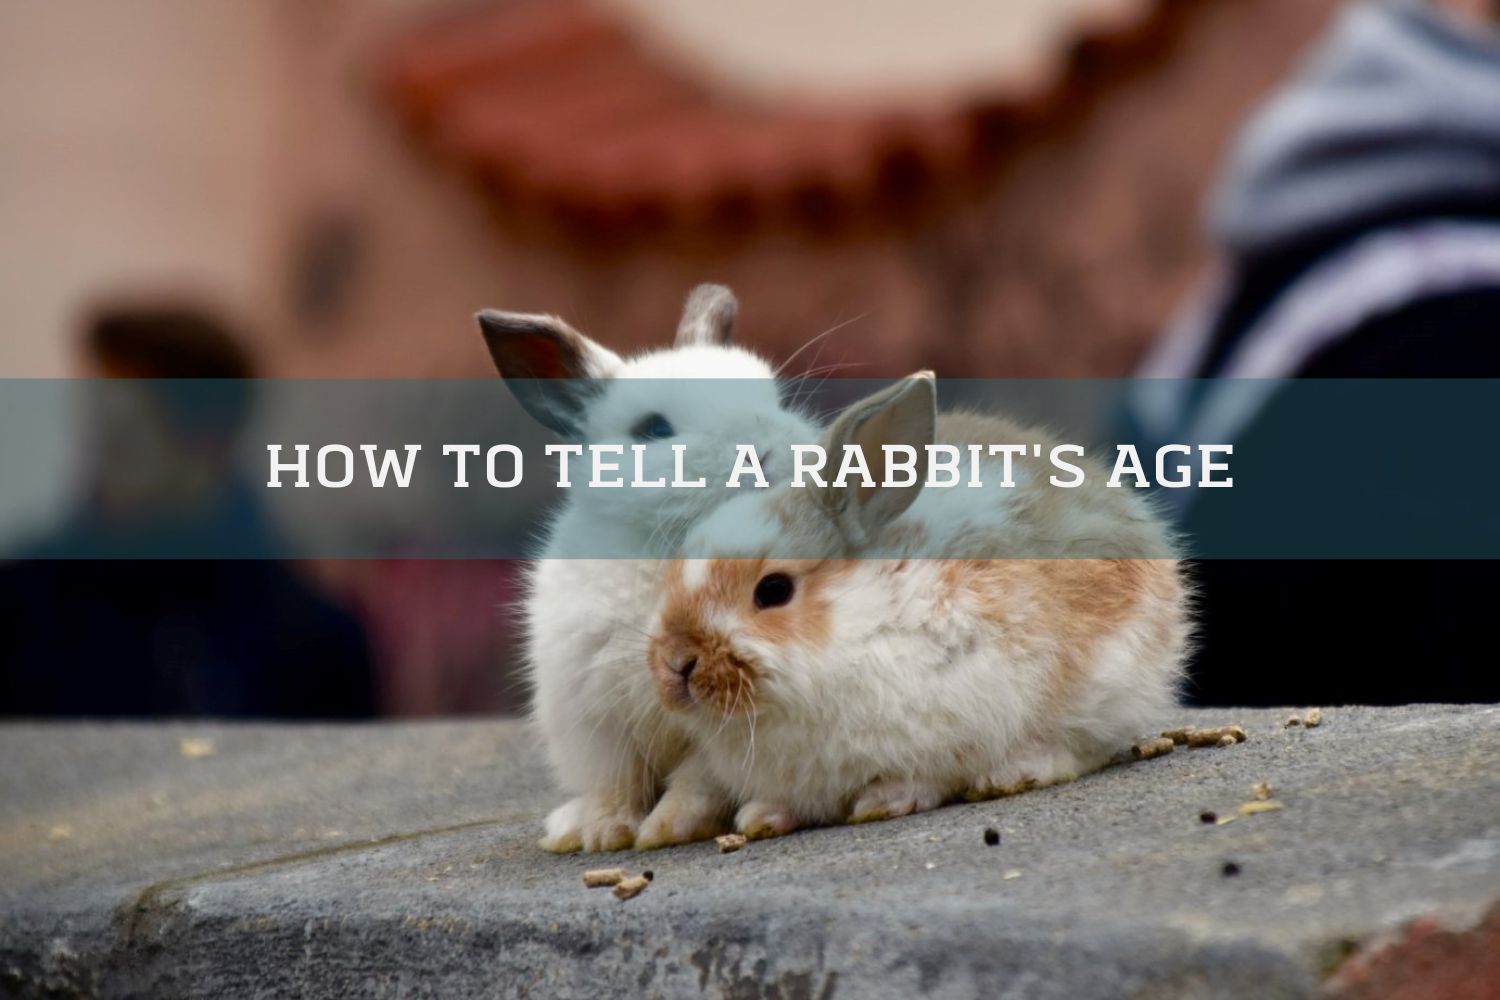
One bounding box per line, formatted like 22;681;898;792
384;0;1194;239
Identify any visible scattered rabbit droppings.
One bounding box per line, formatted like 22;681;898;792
613;875;651;900
1199;811;1218;825
984;827;1001;847
715;834;747;854
582;868;627;888
1221;861;1242;878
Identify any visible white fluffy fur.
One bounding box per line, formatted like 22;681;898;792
649;380;1189;841
527;342;817;852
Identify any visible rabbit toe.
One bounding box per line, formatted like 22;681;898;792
635;795;730;850
848;780;945;824
735;801;800;840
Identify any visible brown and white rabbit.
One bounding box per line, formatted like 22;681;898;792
639;373;1189;844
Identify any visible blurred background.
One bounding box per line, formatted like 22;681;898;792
4;0;1494;717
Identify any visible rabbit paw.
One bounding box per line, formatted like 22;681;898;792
635;788;731;851
735;800;801;841
538;797;585;853
964;744;1088;802
539;794;644;853
848;779;945;824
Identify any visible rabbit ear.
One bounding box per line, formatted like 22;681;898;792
674;284;737;347
475;310;623;437
818;372;936;544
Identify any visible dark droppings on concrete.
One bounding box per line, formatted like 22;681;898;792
1;707;1497;998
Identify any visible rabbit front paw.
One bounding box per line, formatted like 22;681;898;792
538;794;645;853
848;779;945;824
635;788;732;850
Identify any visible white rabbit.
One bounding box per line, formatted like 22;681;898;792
641;373;1189;843
476;284;819;851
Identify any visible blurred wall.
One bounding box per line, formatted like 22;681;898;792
0;0;512;381
0;1;281;377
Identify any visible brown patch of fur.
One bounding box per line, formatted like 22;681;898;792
920;409;1185;719
936;557;1182;716
651;558;850;716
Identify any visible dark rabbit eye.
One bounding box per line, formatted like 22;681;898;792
631;413;675;441
753;573;795;610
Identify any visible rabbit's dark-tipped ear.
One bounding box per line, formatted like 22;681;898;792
674;284;737;347
475;310;623;436
818;371;937;544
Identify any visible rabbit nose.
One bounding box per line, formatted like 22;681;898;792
675;656;699;680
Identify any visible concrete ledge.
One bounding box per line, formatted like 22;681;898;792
2;706;1498;999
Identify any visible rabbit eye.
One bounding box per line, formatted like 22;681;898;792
753;573;795;610
631;412;675;441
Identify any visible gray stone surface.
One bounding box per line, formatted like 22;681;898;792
1;706;1497;999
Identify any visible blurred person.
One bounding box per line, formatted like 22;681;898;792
1132;0;1500;705
0;305;377;717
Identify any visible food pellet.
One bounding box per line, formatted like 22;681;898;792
1252;782;1273;801
1132;737;1175;760
984;827;1001;846
582;868;628;888
1161;728;1194;745
715;833;747;854
1185;726;1248;748
613;874;650;900
1284;716;1302;728
1302;708;1323;727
